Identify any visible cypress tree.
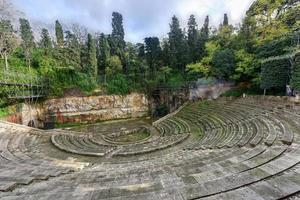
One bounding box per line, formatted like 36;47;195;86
187;14;198;63
19;18;35;67
85;33;97;76
55;20;64;47
111;12;126;72
39;28;52;48
97;33;111;74
223;14;229;26
201;15;210;39
168;15;187;72
144;37;162;73
64;30;81;70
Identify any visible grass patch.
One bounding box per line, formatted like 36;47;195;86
114;131;151;143
0;107;11;118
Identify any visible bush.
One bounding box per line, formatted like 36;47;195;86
106;74;130;95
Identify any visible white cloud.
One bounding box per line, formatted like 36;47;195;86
12;0;255;43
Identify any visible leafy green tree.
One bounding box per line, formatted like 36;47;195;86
39;28;52;49
19;18;35;68
232;49;257;81
97;33;110;74
144;37;162;73
212;48;236;80
105;55;122;76
0;19;17;70
187;41;220;77
187;15;198;63
106;73;130;95
55;20;64;47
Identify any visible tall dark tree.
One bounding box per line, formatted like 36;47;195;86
144;37;162;73
84;33;97;76
195;15;210;60
187;15;198;63
19;18;35;67
64;30;81;70
223;13;229;26
39;28;52;49
97;33;111;74
110;12;126;72
55;20;64;47
201;15;210;38
168;15;187;72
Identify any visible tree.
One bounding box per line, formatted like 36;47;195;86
19;18;35;68
186;41;220;78
111;12;125;55
64;30;81;70
39;28;52;49
160;66;172;83
195;16;210;61
223;13;229;26
144;37;161;73
55;20;64;47
84;33;97;76
111;12;126;71
232;49;257;81
201;15;210;38
187;15;199;63
105;55;122;76
168;15;188;72
97;33;110;74
0;19;17;70
212;48;236;80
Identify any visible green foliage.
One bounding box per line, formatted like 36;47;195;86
105;55;122;76
0;19;17;70
19;18;35;67
84;33;97;76
97;33;110;73
39;28;52;49
55;20;64;47
212;48;236;80
144;37;161;72
291;53;300;90
232;49;258;81
260;56;290;89
0;107;9;118
106;74;130;95
168;15;188;72
187;15;199;63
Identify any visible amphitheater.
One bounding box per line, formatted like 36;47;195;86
0;96;300;200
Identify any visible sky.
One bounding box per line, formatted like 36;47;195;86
12;0;255;43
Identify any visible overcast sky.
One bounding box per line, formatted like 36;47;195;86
12;0;255;43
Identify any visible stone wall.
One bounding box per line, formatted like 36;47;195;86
20;93;149;128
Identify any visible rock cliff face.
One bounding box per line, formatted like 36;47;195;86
45;93;149;124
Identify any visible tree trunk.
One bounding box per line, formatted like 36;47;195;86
4;53;8;71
